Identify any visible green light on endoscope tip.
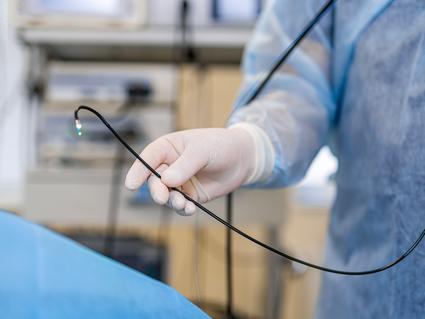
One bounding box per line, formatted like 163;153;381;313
75;119;82;136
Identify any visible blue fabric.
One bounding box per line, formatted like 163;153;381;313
0;211;210;319
229;0;425;318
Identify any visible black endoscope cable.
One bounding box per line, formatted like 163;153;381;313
74;105;425;276
239;0;337;106
74;0;425;275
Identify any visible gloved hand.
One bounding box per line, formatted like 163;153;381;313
125;127;258;215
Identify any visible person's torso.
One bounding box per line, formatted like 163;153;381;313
317;0;425;318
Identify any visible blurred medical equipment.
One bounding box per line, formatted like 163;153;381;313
150;0;264;27
45;62;175;105
38;62;175;166
212;0;262;24
14;0;264;30
149;0;266;27
14;0;147;29
25;62;177;228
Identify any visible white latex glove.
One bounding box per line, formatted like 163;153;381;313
125;125;275;215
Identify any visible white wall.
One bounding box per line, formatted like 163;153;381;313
0;1;28;208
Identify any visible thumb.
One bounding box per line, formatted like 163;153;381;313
161;145;208;187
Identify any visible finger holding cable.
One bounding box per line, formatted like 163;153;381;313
125;136;179;190
147;164;170;205
147;163;199;215
149;135;210;214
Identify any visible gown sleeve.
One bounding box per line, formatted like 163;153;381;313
228;0;336;187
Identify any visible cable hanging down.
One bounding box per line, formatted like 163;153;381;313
74;105;425;276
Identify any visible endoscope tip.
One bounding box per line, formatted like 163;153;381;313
75;118;82;136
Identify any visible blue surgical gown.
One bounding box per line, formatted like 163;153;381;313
228;0;425;318
0;211;210;319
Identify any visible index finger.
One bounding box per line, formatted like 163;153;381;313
125;137;179;190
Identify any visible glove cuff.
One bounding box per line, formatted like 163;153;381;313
228;122;275;185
